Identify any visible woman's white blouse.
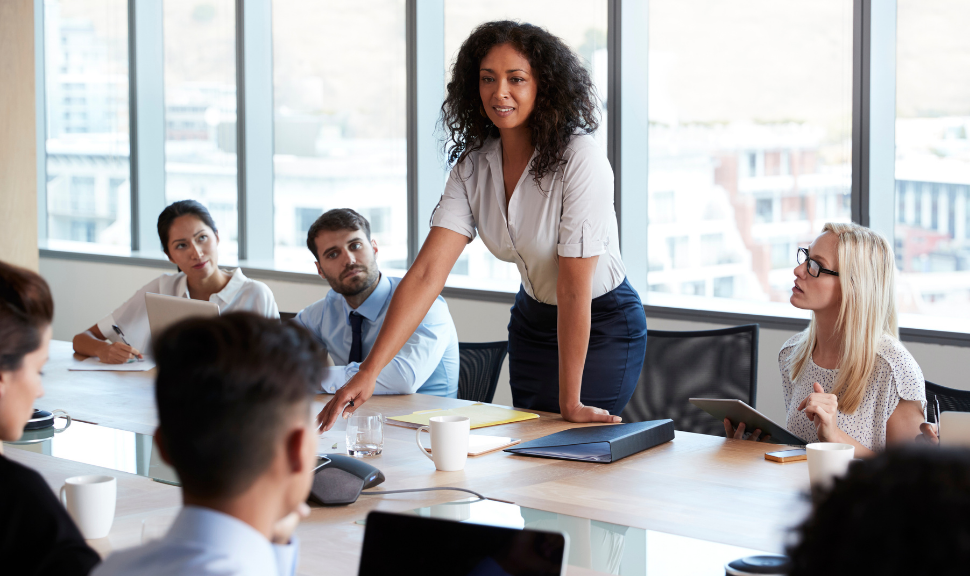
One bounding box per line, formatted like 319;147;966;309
96;268;279;355
779;333;926;451
431;134;626;305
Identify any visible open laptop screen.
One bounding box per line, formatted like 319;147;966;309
357;511;568;576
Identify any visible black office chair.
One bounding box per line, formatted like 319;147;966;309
458;341;508;403
925;380;970;423
280;312;297;322
621;324;759;435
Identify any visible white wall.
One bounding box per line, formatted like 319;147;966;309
39;255;970;423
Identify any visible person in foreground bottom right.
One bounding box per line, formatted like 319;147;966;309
788;447;970;575
727;223;931;455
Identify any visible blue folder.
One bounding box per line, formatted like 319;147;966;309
504;419;675;463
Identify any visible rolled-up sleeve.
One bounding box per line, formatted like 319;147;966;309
431;167;477;242
556;142;615;259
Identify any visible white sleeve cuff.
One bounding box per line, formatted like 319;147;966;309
319;365;354;394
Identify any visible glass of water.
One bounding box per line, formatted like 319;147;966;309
346;411;384;457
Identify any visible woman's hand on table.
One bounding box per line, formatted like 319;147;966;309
723;418;771;442
560;402;621;424
798;382;842;442
316;369;377;431
97;341;142;364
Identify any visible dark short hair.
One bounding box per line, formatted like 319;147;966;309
442;20;599;190
157;200;219;256
788;447;970;575
305;208;371;261
153;312;326;499
0;261;54;371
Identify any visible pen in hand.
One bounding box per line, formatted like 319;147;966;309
111;325;143;362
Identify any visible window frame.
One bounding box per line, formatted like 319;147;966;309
35;0;970;347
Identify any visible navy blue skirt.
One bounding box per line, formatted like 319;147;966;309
507;277;647;415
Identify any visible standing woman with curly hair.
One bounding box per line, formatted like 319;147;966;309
318;21;647;428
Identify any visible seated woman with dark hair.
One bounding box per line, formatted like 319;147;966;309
0;260;100;575
72;200;279;363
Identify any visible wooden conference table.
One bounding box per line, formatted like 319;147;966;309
8;341;813;575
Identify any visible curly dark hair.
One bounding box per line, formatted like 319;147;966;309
441;20;600;190
788;447;970;575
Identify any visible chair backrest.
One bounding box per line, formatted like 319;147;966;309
280;312;297;322
925;380;970;423
621;324;759;435
458;341;508;403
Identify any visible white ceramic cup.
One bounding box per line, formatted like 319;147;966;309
806;442;855;492
60;475;117;539
415;415;470;471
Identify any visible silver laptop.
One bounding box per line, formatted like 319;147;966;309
145;292;220;341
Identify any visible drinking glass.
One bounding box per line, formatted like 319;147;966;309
346;411;384;457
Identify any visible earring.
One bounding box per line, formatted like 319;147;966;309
479;105;488;118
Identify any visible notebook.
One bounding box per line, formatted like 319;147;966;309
504;419;675;463
421;434;522;456
386;403;539;430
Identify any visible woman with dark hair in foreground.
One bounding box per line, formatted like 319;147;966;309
319;21;647;429
0;260;100;574
72;200;279;363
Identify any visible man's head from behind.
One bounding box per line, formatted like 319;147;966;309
153;313;326;514
306;209;380;297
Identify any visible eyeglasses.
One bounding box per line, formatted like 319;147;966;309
797;247;839;278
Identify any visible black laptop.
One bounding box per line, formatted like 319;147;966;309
357;511;569;576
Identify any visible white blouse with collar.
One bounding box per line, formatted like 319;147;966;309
431;133;626;305
96;267;279;355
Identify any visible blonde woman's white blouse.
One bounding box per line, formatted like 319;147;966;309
779;333;926;451
96;268;279;355
431;134;626;305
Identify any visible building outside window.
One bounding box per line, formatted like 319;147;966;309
44;0;131;250
895;0;970;319
272;0;408;273
645;0;853;305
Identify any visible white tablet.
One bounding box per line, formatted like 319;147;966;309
689;398;808;446
145;292;220;341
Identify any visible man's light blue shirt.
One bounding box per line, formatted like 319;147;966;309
296;274;459;397
91;506;298;576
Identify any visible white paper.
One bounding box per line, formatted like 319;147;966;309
68;356;155;371
314;400;348;455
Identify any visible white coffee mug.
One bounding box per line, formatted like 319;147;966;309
60;475;117;539
806;442;854;491
415;415;470;471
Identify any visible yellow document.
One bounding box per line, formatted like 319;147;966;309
387;403;539;429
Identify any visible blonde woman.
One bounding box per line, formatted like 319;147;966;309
726;223;928;457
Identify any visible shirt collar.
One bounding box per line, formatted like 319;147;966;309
164;506;278;570
174;273;190;298
213;268;247;304
342;272;390;324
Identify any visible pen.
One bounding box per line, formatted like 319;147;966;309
111;325;141;362
111;324;131;347
935;396;942;442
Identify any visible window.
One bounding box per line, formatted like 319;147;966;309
163;0;238;257
272;0;408;272
44;0;130;249
443;0;608;286
646;0;853;306
895;0;970;319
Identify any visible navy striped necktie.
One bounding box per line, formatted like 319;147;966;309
349;311;364;363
